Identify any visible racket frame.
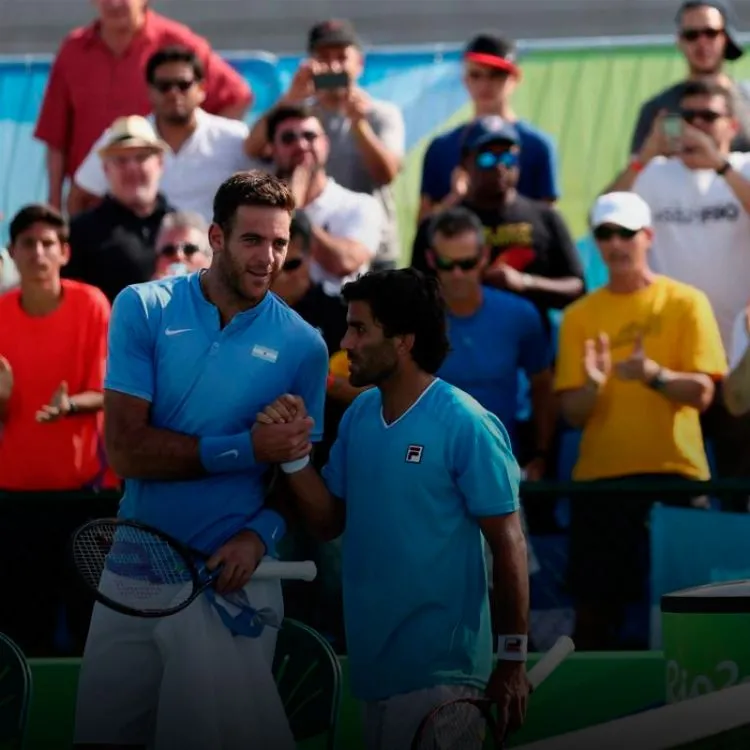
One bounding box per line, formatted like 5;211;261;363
70;517;218;619
410;696;499;750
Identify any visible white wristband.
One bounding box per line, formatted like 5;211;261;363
281;456;310;474
497;635;528;662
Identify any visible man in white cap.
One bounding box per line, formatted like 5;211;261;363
63;115;175;303
554;191;726;651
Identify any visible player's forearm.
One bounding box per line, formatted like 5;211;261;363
285;465;345;541
46;147;66;209
351;119;401;185
488;516;530;639
724;347;750;416
69;390;104;415
310;225;371;276
558;380;600;428
652;369;715;411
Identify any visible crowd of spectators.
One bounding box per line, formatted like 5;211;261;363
2;0;750;656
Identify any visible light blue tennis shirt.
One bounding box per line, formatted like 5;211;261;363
322;378;521;701
105;273;329;554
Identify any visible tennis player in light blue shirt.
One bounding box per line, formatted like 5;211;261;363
74;172;329;749
258;268;531;750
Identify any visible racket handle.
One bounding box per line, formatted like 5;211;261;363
527;635;575;690
253;560;317;581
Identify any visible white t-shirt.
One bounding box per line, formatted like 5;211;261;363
303;178;383;291
633;152;750;349
74;109;259;223
729;308;750;369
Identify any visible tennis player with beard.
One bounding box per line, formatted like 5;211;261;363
73;171;329;749
258;268;531;750
266;102;383;294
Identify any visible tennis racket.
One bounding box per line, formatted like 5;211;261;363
410;635;575;750
70;517;317;618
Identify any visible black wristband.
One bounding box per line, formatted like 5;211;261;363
716;161;732;176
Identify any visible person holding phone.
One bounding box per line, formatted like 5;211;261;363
245;19;405;273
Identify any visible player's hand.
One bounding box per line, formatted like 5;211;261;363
207;529;266;594
256;394;308;424
485;661;530;742
486;262;528;293
583;333;611;387
251;417;313;463
614;334;660;383
523;457;545;482
680;121;725;170
638;109;672;163
0;356;13;401
281;59;317;104
36;380;71;422
344;87;371;123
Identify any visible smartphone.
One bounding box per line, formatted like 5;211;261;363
662;114;683;149
313;71;349;91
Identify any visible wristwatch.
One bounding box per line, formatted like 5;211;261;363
716;161;732;176
648;369;668;392
68;401;80;416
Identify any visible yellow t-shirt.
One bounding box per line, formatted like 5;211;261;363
554;276;727;481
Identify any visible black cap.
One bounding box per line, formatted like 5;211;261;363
676;1;743;61
464;34;520;74
308;19;360;52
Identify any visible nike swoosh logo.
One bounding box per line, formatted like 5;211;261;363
165;327;192;336
217;449;239;459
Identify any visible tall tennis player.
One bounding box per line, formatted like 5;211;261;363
73;171;329;749
258;268;531;750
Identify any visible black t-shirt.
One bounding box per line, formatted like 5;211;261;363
64;194;174;303
411;196;584;319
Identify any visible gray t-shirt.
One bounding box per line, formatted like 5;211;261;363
317;99;406;268
0;248;19;293
630;80;750;155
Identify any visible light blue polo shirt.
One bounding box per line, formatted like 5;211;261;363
104;273;329;554
322;378;521;701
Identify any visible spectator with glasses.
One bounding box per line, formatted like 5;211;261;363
267;103;383;295
71;46;257;221
412;117;583;330
631;2;750;156
152;211;212;279
419;33;559;220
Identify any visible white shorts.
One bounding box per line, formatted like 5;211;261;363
363;684;483;750
74;564;284;747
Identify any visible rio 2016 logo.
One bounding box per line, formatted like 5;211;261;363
666;659;750;703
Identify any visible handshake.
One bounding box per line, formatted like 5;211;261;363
251;394;314;466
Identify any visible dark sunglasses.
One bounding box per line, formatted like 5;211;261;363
680;27;724;42
680;107;725;124
433;254;481;272
593;226;639;241
282;257;304;272
279;130;319;146
152;79;195;94
475;151;519;170
159;242;201;257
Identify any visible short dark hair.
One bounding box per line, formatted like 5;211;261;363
9;203;69;245
342;268;450;374
146;46;204;85
680;80;735;115
267;103;318;143
212;171;295;234
290;211;312;252
428;207;485;249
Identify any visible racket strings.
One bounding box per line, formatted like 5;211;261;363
415;702;490;749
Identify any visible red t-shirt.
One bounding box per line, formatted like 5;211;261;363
34;9;253;177
0;280;111;491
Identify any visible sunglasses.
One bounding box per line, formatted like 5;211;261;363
152;79;195;94
475;151;519;170
282;257;304;272
680;107;725;124
680;27;724;42
433;254;481;272
593;226;639;241
159;242;201;257
279;130;319;146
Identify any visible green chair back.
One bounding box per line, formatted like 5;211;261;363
273;618;342;750
0;632;32;750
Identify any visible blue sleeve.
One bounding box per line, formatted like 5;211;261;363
518;302;552;377
321;400;355;501
420;137;447;201
291;333;329;443
104;286;156;402
452;409;521;517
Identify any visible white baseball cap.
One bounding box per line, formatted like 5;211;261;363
590;192;652;232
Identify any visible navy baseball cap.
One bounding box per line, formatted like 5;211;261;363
308;19;360;51
676;1;743;61
462;116;520;152
464;34;520;75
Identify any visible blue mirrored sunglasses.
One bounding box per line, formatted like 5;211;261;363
475;150;519;170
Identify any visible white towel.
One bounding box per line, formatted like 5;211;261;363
152;571;295;750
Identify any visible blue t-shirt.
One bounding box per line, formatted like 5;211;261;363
438;288;551;448
105;273;329;553
322;379;521;701
420;120;559;203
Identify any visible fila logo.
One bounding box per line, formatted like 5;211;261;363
405;445;424;464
